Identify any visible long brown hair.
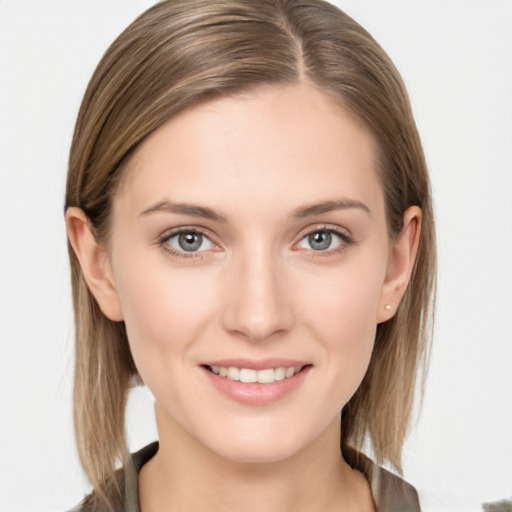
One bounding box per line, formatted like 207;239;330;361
65;0;436;508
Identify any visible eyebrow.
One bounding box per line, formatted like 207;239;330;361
139;198;371;222
140;200;228;222
292;199;371;218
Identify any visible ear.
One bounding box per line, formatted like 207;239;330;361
65;207;124;321
377;206;421;323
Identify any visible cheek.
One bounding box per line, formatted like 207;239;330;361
113;254;219;373
299;260;384;339
297;260;385;397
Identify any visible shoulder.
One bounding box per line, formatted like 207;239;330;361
70;442;159;512
344;449;421;512
370;464;420;512
72;443;419;512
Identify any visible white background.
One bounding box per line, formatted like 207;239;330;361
1;1;511;511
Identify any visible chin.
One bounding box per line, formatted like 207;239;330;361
195;415;325;465
209;435;305;465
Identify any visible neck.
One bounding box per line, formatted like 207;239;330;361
138;405;373;512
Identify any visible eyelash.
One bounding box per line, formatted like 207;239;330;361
295;226;353;258
157;228;216;261
156;225;353;260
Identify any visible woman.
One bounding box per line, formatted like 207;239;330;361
65;0;436;510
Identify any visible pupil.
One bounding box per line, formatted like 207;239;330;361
309;231;331;250
178;233;202;251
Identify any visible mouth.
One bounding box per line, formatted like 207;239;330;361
203;364;308;383
200;361;312;406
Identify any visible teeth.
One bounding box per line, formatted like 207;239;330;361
240;368;257;383
227;367;240;381
210;365;302;383
256;368;274;383
274;367;286;381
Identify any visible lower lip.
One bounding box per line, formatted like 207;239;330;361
201;366;311;406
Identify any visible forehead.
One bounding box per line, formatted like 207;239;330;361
115;82;384;222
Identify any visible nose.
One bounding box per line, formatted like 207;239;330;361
221;246;295;343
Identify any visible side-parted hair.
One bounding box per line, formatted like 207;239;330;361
65;0;436;508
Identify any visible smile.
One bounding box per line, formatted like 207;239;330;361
201;361;312;406
207;365;302;383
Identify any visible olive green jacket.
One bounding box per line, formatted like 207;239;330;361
74;442;420;512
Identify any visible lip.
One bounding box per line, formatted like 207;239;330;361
200;359;312;406
201;358;309;370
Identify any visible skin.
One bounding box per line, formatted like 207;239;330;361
67;82;420;512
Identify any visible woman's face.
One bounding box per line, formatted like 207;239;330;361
105;83;397;462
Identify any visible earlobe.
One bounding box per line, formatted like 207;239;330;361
65;207;124;321
377;206;421;323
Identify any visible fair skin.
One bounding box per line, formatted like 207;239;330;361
67;82;420;512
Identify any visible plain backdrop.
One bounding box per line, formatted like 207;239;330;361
1;1;511;511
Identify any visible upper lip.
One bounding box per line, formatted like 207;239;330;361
201;358;310;370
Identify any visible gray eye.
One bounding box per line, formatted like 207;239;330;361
167;231;214;253
178;232;203;251
308;231;332;250
297;230;342;252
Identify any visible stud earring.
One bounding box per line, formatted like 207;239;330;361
385;304;391;311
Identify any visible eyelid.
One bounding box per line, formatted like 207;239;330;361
155;223;353;260
168;231;214;252
295;223;352;242
293;224;354;255
156;226;221;259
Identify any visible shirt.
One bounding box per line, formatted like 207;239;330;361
75;441;420;512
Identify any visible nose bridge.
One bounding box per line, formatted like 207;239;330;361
222;240;293;341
